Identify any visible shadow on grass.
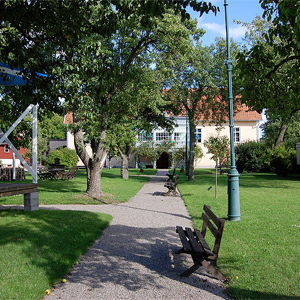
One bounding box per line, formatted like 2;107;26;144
228;287;300;300
0;210;111;285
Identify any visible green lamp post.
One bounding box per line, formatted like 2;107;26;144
224;0;241;221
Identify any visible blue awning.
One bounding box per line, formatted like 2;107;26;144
0;62;47;86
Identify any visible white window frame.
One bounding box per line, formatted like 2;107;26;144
234;127;241;143
174;132;185;142
156;131;170;141
4;144;10;153
195;128;202;143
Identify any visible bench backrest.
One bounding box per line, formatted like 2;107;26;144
174;174;180;184
69;166;79;173
201;204;225;259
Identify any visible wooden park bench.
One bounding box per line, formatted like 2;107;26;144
164;174;179;196
0;183;39;211
166;168;176;182
60;166;79;180
176;204;226;281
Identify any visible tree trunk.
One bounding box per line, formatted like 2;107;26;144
119;143;131;179
274;123;288;148
74;127;107;199
86;162;103;199
120;153;129;179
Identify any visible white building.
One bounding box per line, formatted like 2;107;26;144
64;103;262;169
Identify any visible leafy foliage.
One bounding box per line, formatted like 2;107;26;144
237;2;300;147
261;112;300;149
204;135;230;167
46;147;78;169
163;36;242;180
235;141;269;173
269;144;297;177
0;1;218;198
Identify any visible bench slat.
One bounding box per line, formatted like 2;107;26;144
185;227;205;254
203;204;222;228
202;213;219;238
194;229;214;256
0;183;38;197
176;226;192;252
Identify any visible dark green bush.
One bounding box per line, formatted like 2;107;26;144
46;147;78;169
236;141;269;173
269;144;297;176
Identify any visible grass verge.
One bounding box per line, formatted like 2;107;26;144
178;170;300;299
0;210;112;300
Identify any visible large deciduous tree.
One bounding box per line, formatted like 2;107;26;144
164;37;241;180
0;1;218;199
237;2;300;148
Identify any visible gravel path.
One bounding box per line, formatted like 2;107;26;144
42;170;232;300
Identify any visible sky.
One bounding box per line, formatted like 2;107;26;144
189;0;265;46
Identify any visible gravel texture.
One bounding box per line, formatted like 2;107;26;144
38;170;232;300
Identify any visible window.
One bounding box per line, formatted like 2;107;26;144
156;131;170;141
174;132;185;142
138;132;152;141
234;127;240;143
4;145;10;153
195;128;202;143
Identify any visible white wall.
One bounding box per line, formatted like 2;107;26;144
195;120;260;168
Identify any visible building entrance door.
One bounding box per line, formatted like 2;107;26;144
156;152;170;169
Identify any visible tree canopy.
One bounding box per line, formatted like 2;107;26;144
237;2;300;147
0;0;219;198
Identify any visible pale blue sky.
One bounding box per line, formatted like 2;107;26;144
189;0;264;46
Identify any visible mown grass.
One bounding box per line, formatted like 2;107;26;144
178;170;300;300
0;210;112;300
0;168;155;300
0;168;156;205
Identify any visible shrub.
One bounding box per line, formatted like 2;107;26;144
204;135;230;167
269;144;297;176
47;147;78;169
235;141;269;173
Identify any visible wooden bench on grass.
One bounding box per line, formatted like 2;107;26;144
166;168;176;182
59;166;79;180
164;174;179;196
176;204;226;281
0;183;39;211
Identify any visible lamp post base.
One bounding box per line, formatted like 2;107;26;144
228;168;241;221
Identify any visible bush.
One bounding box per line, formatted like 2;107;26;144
236;141;269;173
269;144;297;176
47;147;78;169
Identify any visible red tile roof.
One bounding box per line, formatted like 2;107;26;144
233;103;262;121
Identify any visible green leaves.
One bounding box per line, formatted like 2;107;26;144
236;4;300;147
204;135;230;165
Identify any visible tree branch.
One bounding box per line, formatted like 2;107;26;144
266;55;300;78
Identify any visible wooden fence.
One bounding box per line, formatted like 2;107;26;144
0;168;26;181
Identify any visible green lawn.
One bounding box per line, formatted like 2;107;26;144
0;168;156;205
0;168;155;300
178;170;300;300
0;210;112;300
1;168;299;299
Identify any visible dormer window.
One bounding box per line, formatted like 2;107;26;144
4;145;10;153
